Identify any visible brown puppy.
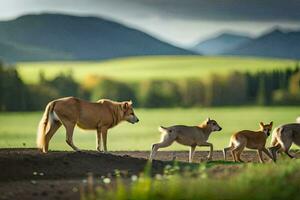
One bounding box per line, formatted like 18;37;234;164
149;118;222;163
37;97;139;153
223;122;274;163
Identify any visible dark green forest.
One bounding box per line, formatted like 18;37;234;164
0;61;299;111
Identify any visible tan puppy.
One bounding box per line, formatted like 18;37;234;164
269;122;300;161
223;122;274;163
149;118;222;163
37;97;139;153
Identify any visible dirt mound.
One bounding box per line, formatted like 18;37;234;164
1;148;294;200
0;148;166;181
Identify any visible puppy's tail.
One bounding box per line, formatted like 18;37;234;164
158;126;169;133
37;101;55;152
270;126;284;147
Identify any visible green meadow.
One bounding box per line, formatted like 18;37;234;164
0;107;298;151
89;159;300;200
16;56;296;83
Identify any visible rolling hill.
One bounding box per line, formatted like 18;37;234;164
225;28;300;59
192;33;252;54
0;14;195;62
193;28;300;59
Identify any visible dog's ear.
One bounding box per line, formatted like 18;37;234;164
270;121;273;126
259;122;264;127
206;118;210;124
128;100;133;106
123;102;129;110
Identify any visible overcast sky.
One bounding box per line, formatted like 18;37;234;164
1;0;300;47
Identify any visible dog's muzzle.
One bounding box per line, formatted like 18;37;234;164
128;115;139;124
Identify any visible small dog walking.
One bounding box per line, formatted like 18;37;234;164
223;122;274;163
268;121;300;161
37;97;139;153
149;118;222;163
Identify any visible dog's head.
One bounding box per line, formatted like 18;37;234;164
205;118;222;132
122;100;139;124
259;121;273;136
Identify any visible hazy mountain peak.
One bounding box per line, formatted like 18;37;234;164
192;32;252;55
0;13;195;62
224;27;300;59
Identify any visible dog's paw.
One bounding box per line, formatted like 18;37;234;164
206;156;212;161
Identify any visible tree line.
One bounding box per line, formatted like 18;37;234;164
0;61;299;111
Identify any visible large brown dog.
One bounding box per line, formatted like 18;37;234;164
37;97;139;153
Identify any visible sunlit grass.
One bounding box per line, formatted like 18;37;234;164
0;107;298;151
82;159;300;200
16;56;296;83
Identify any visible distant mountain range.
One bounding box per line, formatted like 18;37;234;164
192;28;300;59
0;14;194;62
191;33;252;55
1;13;299;62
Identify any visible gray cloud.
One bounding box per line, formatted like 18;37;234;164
129;0;300;21
1;0;300;22
0;0;299;46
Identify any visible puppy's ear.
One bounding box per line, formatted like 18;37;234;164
259;122;264;127
270;121;273;126
206;118;210;124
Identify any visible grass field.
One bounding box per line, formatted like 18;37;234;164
88;159;300;200
16;56;296;83
0;107;298;151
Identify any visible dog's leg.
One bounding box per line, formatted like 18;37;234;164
231;149;237;162
198;142;213;160
280;139;294;159
232;144;244;162
189;145;196;163
236;148;245;163
64;122;80;151
262;147;275;162
257;149;265;163
149;134;175;161
257;149;264;163
268;143;281;162
44;121;61;153
96;128;102;152
223;146;232;161
101;127;108;152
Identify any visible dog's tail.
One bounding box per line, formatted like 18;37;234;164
158;126;169;133
37;101;55;151
270;127;280;147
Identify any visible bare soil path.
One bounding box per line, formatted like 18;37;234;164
0;148;298;200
